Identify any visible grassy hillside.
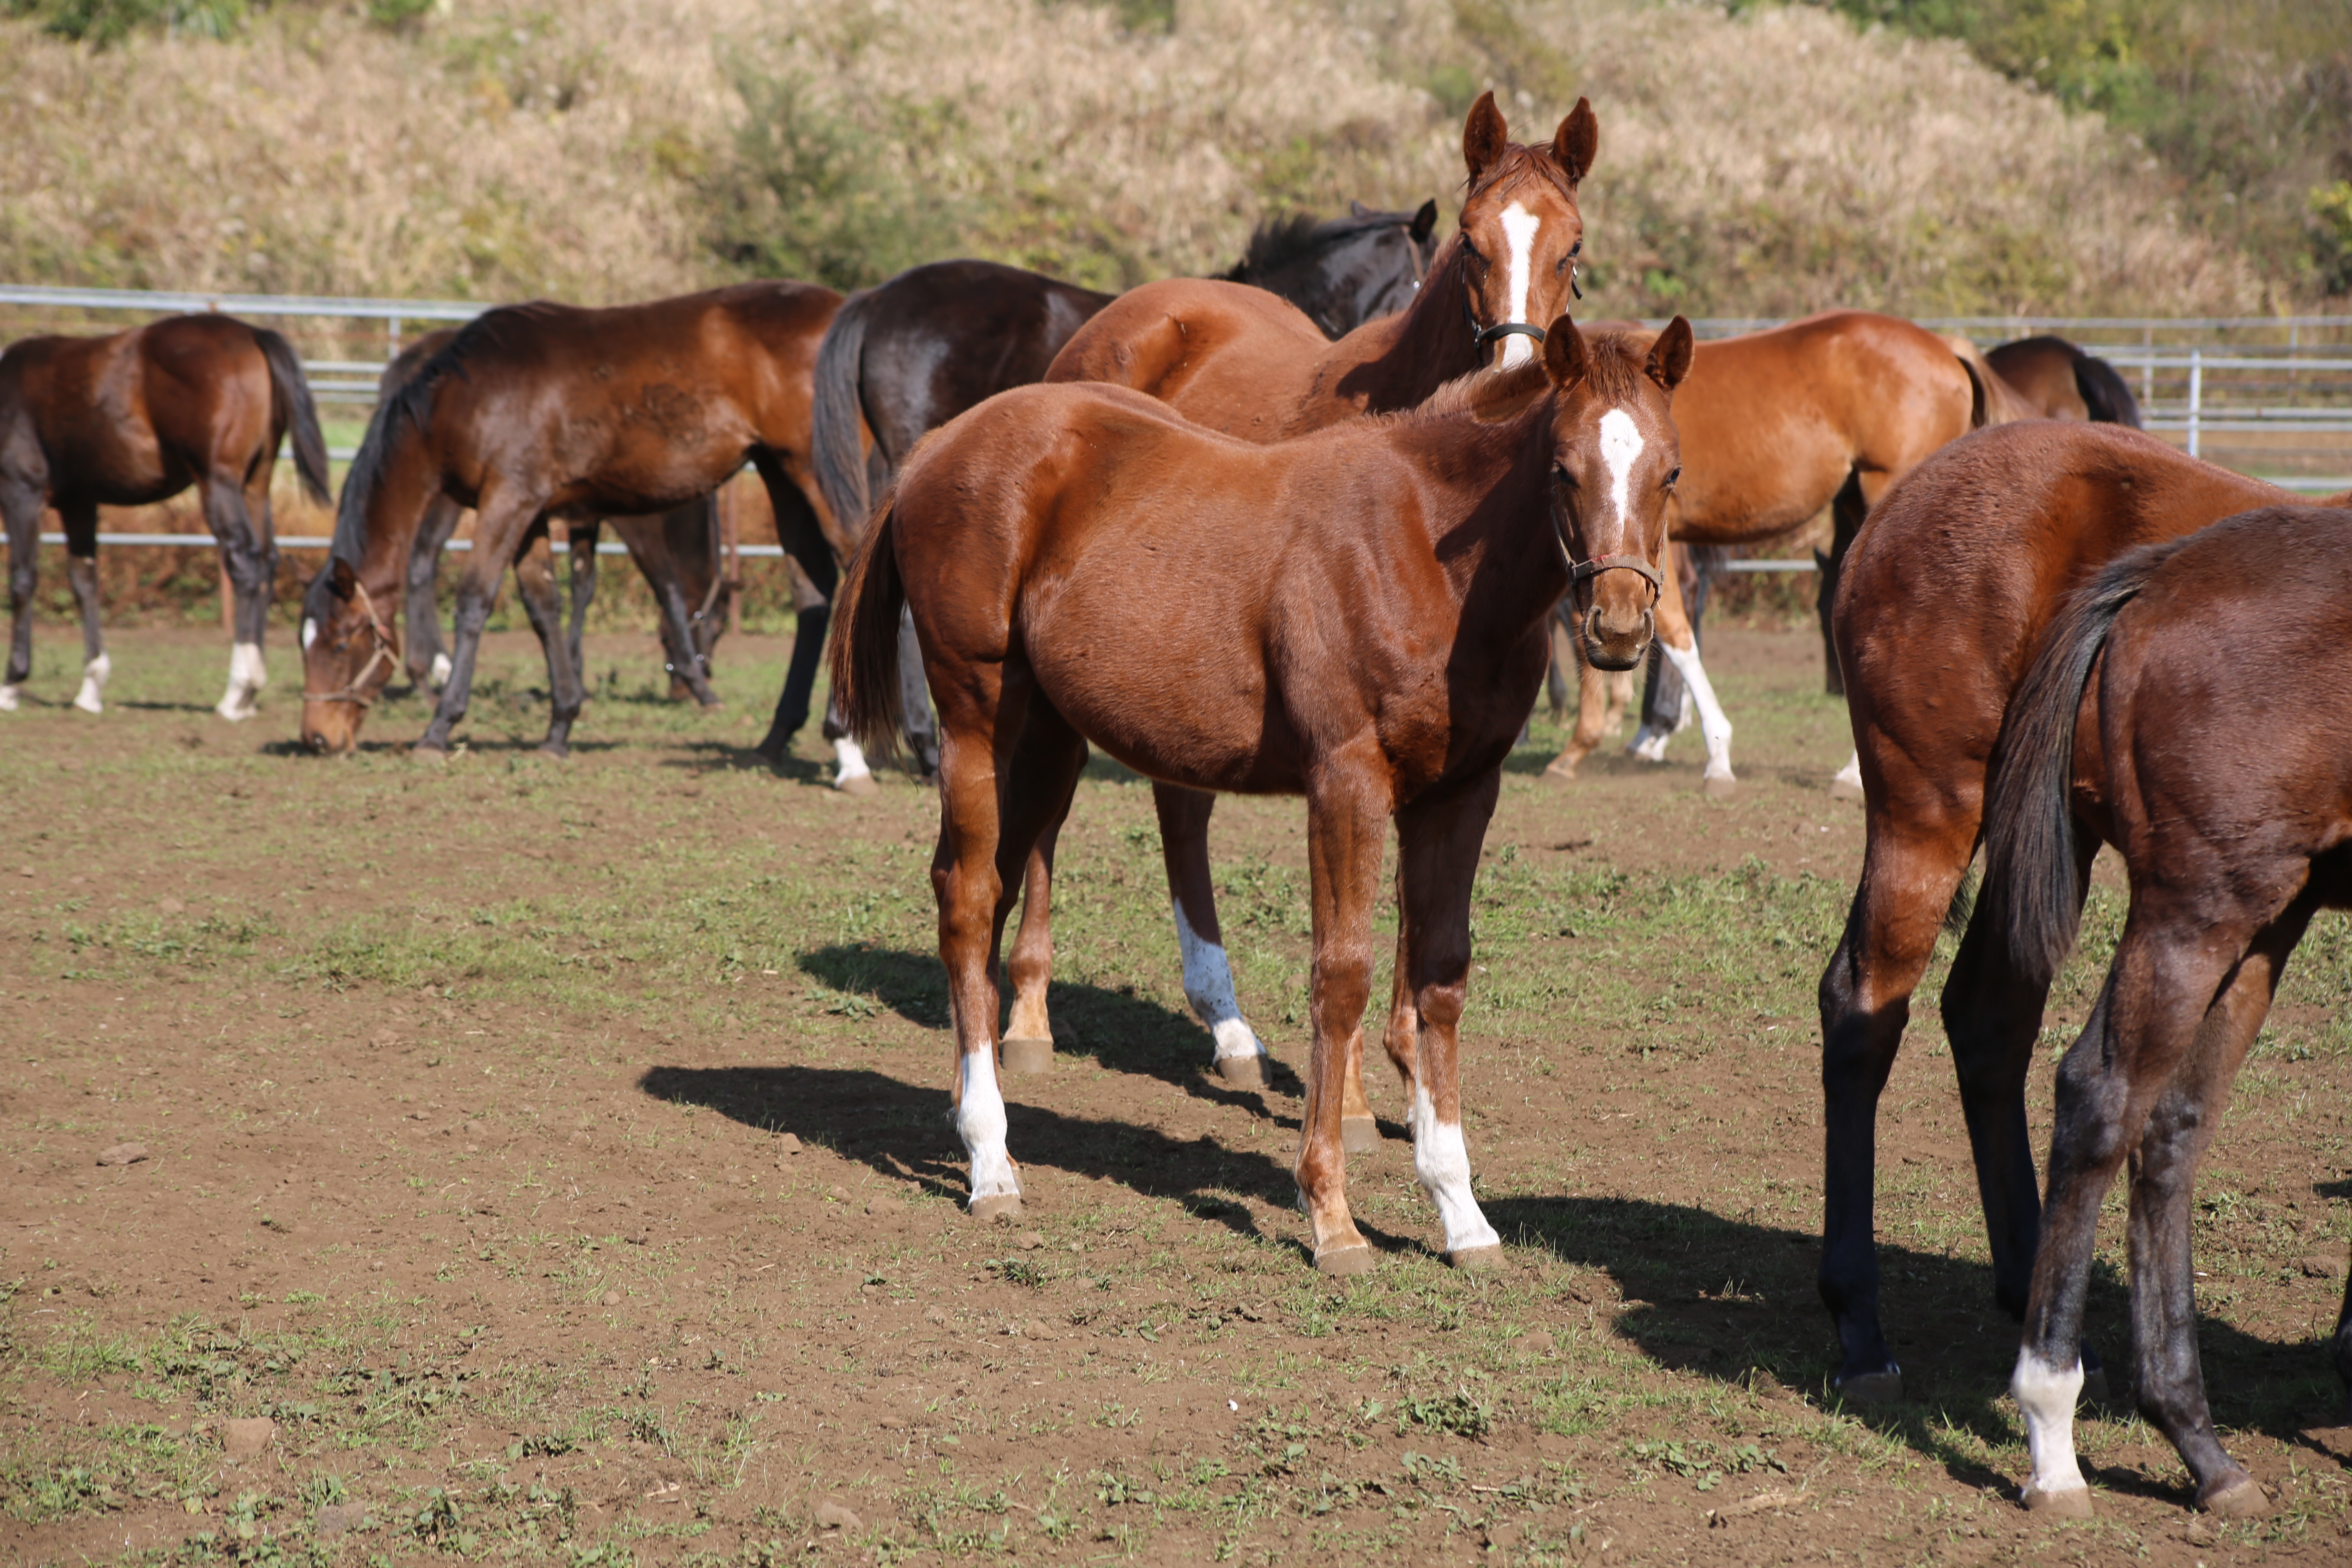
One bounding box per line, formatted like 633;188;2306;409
0;0;2272;316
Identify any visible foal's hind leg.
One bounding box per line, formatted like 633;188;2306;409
511;527;588;756
59;501;109;714
0;482;39;710
202;469;273;721
998;717;1088;1075
1153;784;1274;1089
405;497;465;689
565;520;599;686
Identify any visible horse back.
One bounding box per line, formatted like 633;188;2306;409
1042;278;1339;438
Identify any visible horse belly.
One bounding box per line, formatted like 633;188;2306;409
1024;607;1292;794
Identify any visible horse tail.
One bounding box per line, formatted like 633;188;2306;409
2072;349;2143;429
826;502;906;761
811;288;879;539
1981;537;2189;985
257;327;332;507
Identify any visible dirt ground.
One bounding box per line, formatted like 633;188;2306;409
2;620;2349;1566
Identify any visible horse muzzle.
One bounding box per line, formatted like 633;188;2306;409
1580;601;1655;673
300;699;365;756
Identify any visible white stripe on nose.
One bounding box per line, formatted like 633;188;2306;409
1599;408;1644;541
1499;202;1541;368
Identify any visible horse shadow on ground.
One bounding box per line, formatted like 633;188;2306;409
668;739;828;783
794;943;1307;1107
639;1051;2352;1499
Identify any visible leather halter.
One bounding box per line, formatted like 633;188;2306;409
301;575;398;708
1459;253;1581;351
1570;553;1664;593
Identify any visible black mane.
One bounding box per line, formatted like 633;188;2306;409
1220;209;1420;283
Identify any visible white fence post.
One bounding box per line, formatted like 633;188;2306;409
2187;348;2203;460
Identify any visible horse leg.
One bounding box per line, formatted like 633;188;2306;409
0;481;40;710
566;519;599;689
754;458;838;768
1631;567;1735;792
1816;472;1866;697
996;708;1088;1075
405;497;463;689
200;471;271;722
2012;916;2251;1516
1153;783;1276;1092
1543;605;1610;782
1816;807;1977;1399
1294;749;1390;1274
418;494;540;756
1396;771;1507;1267
57;500;108;714
510;526;587;756
898;605;939;777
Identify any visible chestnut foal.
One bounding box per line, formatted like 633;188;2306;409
1981;505;2352;1517
831;317;1690;1271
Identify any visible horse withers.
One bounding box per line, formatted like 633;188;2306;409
829;314;1690;1272
1816;419;2352;1401
2;314;330;719
1979;504;2352;1518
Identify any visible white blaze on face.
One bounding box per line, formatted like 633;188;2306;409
301;617;318;652
1498;201;1541;368
1174;899;1264;1065
958;1047;1019;1204
1597;409;1645;547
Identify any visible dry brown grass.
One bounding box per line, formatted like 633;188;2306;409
0;0;2267;314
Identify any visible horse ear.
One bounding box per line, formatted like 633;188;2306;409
329;555;357;599
1645;316;1694;395
1410;198;1439;243
1552;96;1598;185
1463;91;1508;182
1350;199;1372;217
1543;314;1590;390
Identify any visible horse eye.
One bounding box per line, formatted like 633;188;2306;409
1569;239;1583;257
1552;464;1577;487
1664;466;1682;488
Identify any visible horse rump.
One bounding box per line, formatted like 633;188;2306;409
824;504;907;760
255;327;332;507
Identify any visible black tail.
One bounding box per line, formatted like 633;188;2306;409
811;288;880;539
1981;538;2189;984
2072;350;2143;429
824;503;907;761
256;327;332;507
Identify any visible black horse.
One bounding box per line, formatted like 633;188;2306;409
764;201;1442;779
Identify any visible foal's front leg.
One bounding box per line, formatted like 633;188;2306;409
1296;755;1391;1274
59;501;108;714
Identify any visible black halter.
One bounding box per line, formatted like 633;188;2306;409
1461;254;1581;351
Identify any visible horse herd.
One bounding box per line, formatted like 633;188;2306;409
3;91;2348;1520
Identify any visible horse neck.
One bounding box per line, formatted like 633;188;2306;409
346;417;443;599
1314;238;1486;417
1395;402;1569;628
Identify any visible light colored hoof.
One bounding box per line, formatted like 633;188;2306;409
215;699;255;722
1000;1036;1053;1075
0;684;18;712
411;745;449;766
1829;776;1866;804
835;771;879;797
1340;1114;1379;1154
1215;1052;1266;1090
1313;1242;1375;1277
1541;757;1579;785
2021;1483;2093;1518
1834;1368;1904;1405
1448;1244;1506;1271
969;1194;1023;1224
2197;1474;2267;1518
76;693;105;715
1701;773;1737;798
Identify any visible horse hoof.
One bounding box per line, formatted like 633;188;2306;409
1340;1114;1379;1154
2021;1483;2093;1518
1448;1244;1505;1271
1541;758;1579;785
0;684;18;712
1701;773;1737;798
1000;1036;1054;1075
1215;1053;1266;1090
2196;1473;2267;1518
412;745;449;766
1833;1368;1904;1405
1829;776;1866;804
835;771;879;797
536;744;570;760
1314;1242;1375;1277
969;1194;1023;1224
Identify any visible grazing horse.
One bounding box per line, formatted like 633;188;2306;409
1815;419;2352;1401
783;203;1444;782
1545;312;1993;788
831;316;1690;1269
381;329;732;705
1980;504;2352;1518
1009;91;1593;1124
1;314;329;718
298;282;841;757
1985;334;2143;427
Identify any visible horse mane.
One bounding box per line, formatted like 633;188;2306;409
1219;209;1416;281
331;301;566;563
1405;330;1654;425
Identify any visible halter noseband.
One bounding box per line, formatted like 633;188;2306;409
1569;554;1664;592
301;574;398;708
1460;251;1581;350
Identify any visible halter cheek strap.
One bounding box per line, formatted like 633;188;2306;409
301;576;399;708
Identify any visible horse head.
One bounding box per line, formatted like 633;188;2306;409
1455;91;1597;370
298;555;400;754
1542;313;1692;670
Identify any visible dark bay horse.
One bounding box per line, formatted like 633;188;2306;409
784;203;1443;781
1009;91;1595;1121
1984;334;2143;427
1817;419;2352;1401
298;282;840;757
831;316;1689;1270
380;329;731;705
1981;505;2352;1517
2;313;328;718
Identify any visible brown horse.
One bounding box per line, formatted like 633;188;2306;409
2;313;329;718
298;283;840;757
831;315;1690;1270
1984;334;2143;427
1019;91;1596;1116
1816;419;2352;1401
1546;312;1995;788
1981;505;2352;1517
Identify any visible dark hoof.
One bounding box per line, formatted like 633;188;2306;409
969;1194;1023;1224
1448;1244;1505;1271
1314;1242;1375;1277
1340;1114;1379;1154
1215;1053;1266;1090
697;697;724;711
2196;1473;2267;1518
2020;1483;2093;1518
1833;1367;1903;1405
1000;1037;1053;1075
535;743;570;760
